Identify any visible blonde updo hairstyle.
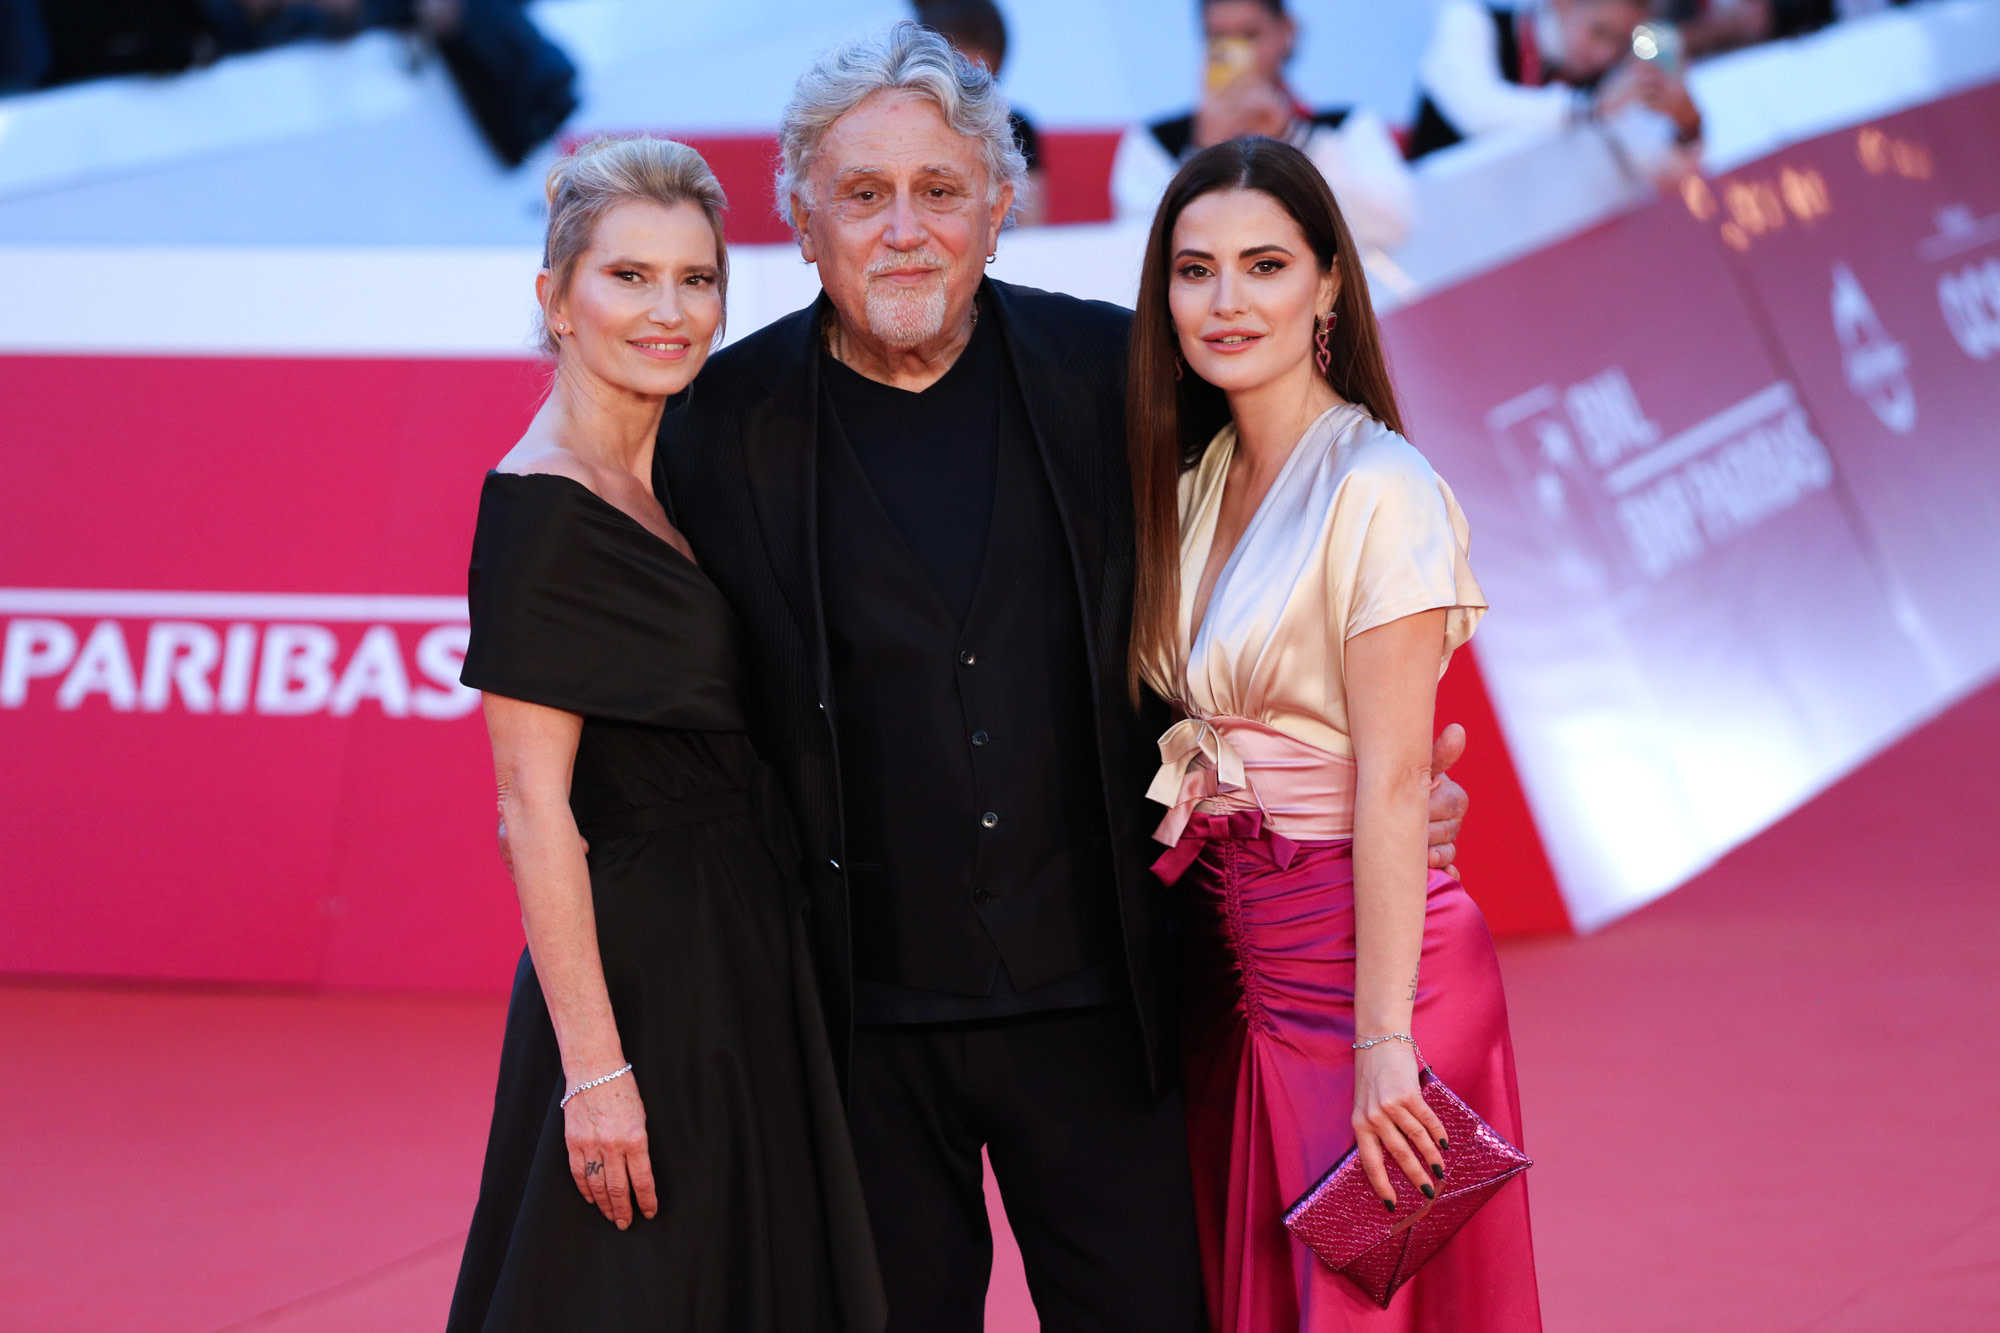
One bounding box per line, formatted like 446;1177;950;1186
538;135;730;357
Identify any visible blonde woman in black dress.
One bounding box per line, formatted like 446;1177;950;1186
446;137;884;1332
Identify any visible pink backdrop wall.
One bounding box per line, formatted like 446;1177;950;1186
5;84;1996;986
0;348;1564;990
0;359;544;988
1377;81;2000;925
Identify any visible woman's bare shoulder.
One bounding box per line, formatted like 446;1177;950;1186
494;439;596;490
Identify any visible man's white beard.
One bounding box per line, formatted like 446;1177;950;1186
863;254;952;348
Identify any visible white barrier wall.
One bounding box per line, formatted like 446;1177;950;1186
9;0;1999;357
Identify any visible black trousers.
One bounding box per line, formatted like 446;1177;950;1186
846;1006;1208;1332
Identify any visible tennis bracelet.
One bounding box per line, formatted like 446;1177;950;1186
559;1063;633;1108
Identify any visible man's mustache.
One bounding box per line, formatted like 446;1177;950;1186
864;251;951;280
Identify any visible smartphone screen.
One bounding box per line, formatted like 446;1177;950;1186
1206;34;1255;92
1631;22;1683;77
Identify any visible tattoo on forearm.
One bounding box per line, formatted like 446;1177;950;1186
1407;970;1420;1002
585;1160;602;1177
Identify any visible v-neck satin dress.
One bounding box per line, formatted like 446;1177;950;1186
1141;406;1541;1332
445;472;885;1333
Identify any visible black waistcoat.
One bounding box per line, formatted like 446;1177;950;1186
817;357;1116;997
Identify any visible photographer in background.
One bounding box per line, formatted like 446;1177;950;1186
1;0;574;169
0;0;50;91
1110;0;1414;256
1407;0;1701;161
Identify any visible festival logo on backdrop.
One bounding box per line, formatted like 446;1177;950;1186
1487;369;1835;590
0;590;476;719
1830;263;1917;434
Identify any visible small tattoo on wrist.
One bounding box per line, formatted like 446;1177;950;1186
1407;971;1420;1002
585;1160;602;1177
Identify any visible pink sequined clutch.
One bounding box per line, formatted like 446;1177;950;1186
1283;1065;1531;1309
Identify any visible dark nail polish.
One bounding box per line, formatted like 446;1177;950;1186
1383;1199;1396;1213
1420;1183;1437;1200
1439;1138;1450;1152
1431;1163;1445;1181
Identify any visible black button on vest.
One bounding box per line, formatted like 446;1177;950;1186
818;359;1116;998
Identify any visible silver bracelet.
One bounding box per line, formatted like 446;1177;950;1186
1352;1033;1420;1054
559;1063;632;1109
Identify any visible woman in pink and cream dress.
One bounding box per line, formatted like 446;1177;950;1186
1128;136;1541;1331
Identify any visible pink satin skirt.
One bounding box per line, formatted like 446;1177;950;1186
1166;811;1542;1332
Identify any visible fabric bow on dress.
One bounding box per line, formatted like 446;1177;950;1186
1145;712;1358;885
1148;715;1254;847
1151;805;1299;887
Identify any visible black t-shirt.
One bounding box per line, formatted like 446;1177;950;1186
819;306;1000;623
818;305;1120;1024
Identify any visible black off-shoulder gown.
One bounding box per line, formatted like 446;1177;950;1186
446;472;885;1333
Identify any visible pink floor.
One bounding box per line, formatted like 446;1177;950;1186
4;678;1997;1331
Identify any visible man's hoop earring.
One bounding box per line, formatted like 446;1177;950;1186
986;252;996;264
1314;311;1337;376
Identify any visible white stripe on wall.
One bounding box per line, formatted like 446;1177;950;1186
0;589;468;622
0;246;548;359
0;226;1152;359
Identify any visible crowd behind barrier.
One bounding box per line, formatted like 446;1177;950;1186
5;3;1993;312
0;0;579;165
1;2;1997;985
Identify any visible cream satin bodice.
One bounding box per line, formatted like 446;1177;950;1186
1141;404;1487;842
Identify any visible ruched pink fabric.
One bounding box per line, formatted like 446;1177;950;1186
1173;818;1542;1332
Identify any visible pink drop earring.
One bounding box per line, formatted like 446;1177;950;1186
1314;311;1337;376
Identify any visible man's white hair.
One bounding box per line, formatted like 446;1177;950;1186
775;20;1028;229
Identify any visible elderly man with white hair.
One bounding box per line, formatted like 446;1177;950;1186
658;22;1468;1329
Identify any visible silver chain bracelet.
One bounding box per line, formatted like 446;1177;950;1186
1352;1033;1422;1058
559;1063;633;1109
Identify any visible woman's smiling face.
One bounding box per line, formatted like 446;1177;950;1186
1168;187;1338;395
545;198;724;397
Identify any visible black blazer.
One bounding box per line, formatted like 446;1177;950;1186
656;278;1181;1091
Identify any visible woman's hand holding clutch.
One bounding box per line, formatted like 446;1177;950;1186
1351;1042;1449;1211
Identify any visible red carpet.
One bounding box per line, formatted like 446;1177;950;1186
3;677;1996;1330
1497;670;2000;1330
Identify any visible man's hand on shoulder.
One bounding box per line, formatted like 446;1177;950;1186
1427;722;1470;872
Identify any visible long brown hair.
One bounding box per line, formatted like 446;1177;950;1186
1126;136;1405;702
